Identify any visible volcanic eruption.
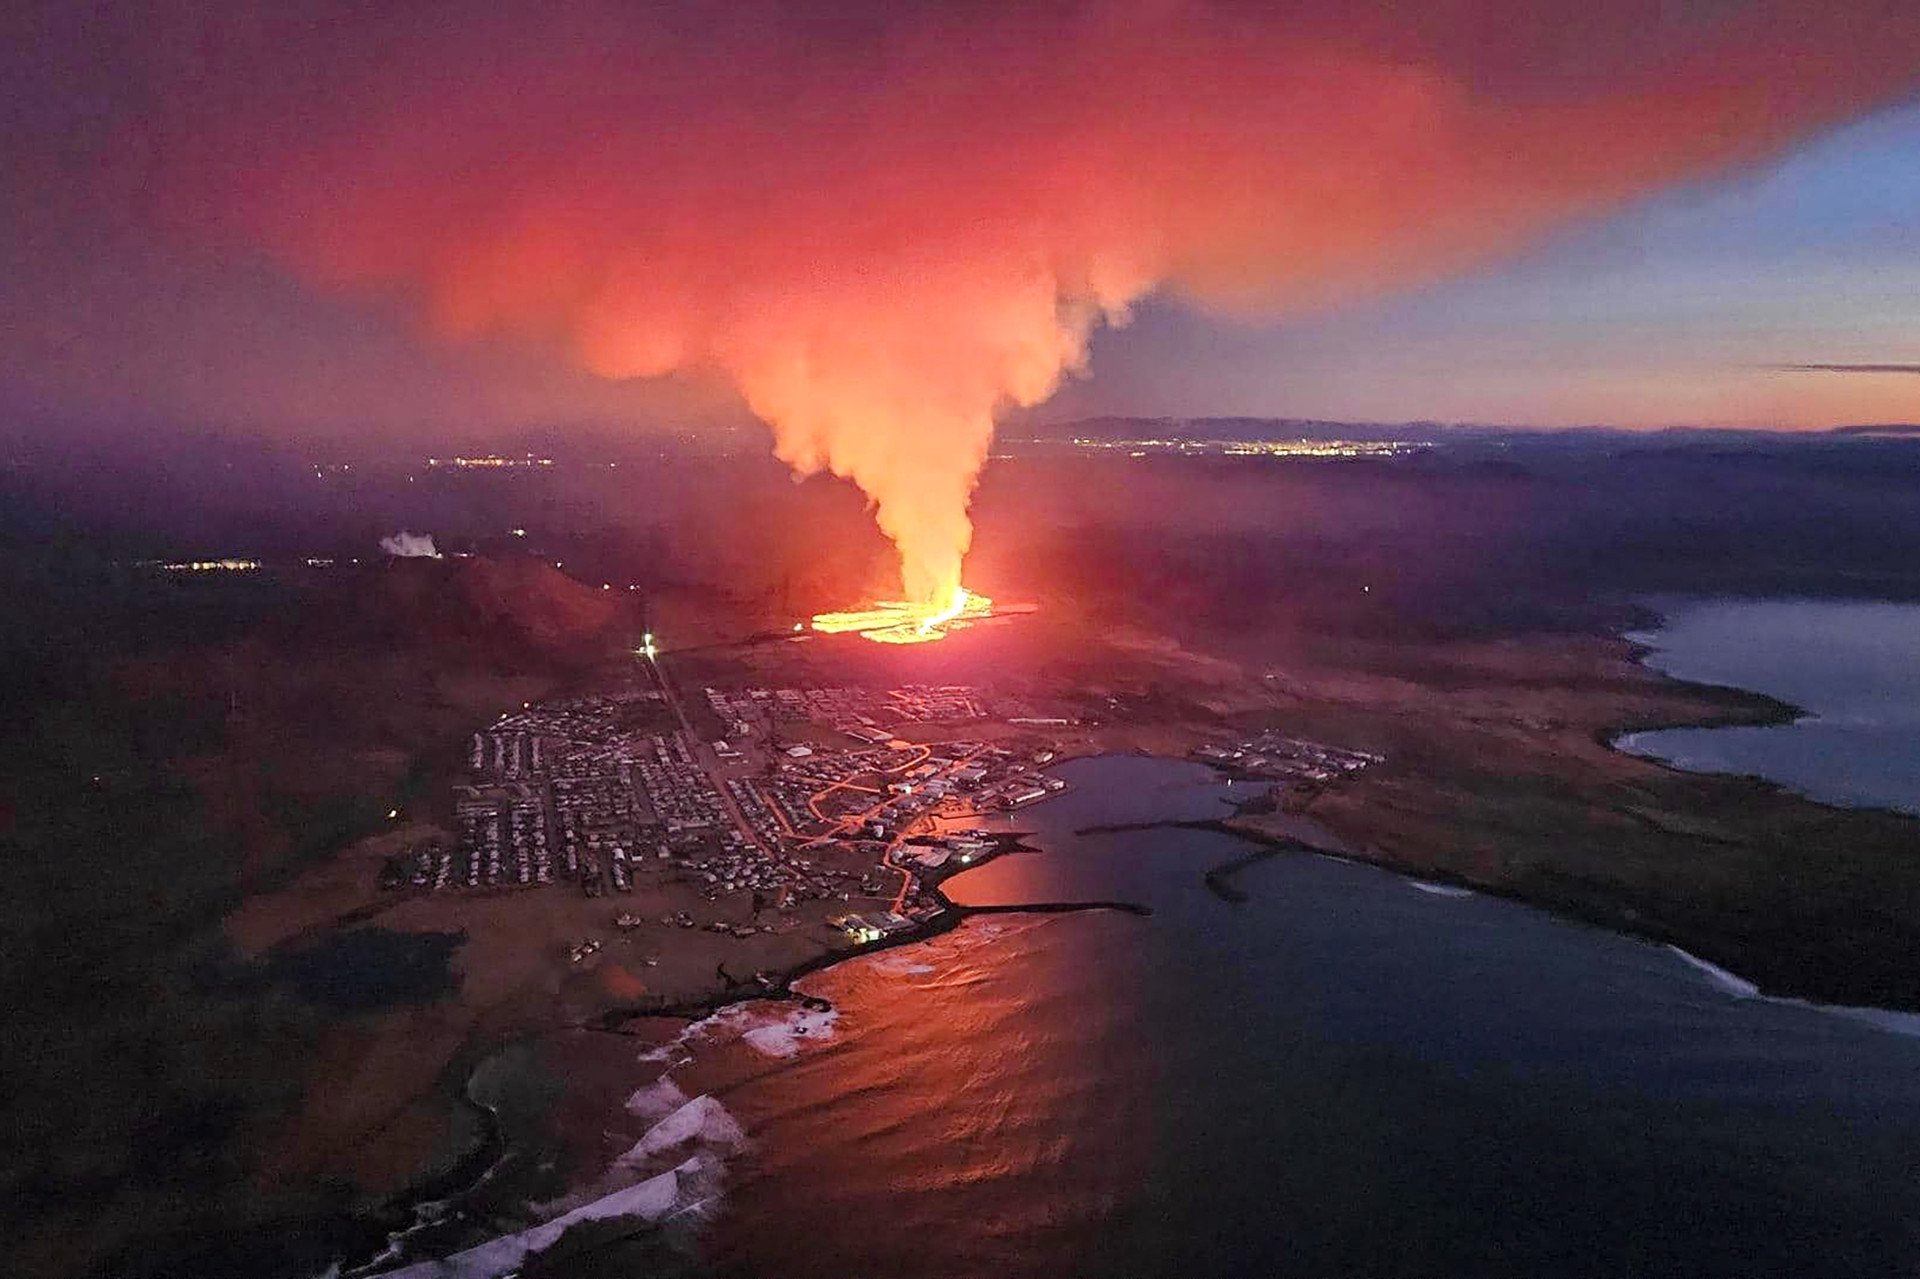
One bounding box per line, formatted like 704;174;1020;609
145;1;1920;635
810;587;997;645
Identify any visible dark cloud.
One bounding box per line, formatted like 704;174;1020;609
1775;364;1920;375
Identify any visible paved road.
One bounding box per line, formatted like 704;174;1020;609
640;650;771;855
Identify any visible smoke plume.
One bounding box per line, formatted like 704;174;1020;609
151;1;1920;605
379;531;443;560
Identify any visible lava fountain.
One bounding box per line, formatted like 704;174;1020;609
811;587;995;645
149;0;1920;642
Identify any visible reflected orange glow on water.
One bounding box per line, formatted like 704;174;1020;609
667;906;1155;1278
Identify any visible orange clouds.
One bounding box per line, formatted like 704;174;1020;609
158;1;1920;603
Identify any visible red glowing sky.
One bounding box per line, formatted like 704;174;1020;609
2;0;1916;445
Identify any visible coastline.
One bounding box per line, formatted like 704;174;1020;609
1609;600;1920;820
358;708;1920;1277
349;830;1157;1277
1078;796;1920;1036
1197;785;1920;1021
1073;772;1741;996
296;607;1920;1277
1245;623;1920;1013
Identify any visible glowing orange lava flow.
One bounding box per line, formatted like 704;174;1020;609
811;588;994;644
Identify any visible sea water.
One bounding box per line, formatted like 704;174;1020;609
1616;597;1920;814
690;756;1920;1278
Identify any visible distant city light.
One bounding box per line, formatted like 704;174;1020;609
1059;436;1427;459
162;558;260;572
425;454;554;468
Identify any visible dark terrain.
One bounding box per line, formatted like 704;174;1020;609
2;420;1919;1277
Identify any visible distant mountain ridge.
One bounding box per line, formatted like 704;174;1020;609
1828;422;1920;437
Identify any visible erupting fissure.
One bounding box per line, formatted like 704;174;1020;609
161;2;1920;609
811;588;994;645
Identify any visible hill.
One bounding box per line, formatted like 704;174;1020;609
302;555;628;665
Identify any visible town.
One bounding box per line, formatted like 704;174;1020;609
379;679;1072;947
374;660;1392;959
1190;730;1383;784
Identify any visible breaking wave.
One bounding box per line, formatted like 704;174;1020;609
372;1030;766;1277
374;1153;722;1278
674;1000;844;1060
1666;945;1761;998
618;1095;747;1164
1667;944;1920;1038
625;1076;690;1120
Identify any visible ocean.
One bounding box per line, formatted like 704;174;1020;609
1616;598;1920;815
569;755;1920;1279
